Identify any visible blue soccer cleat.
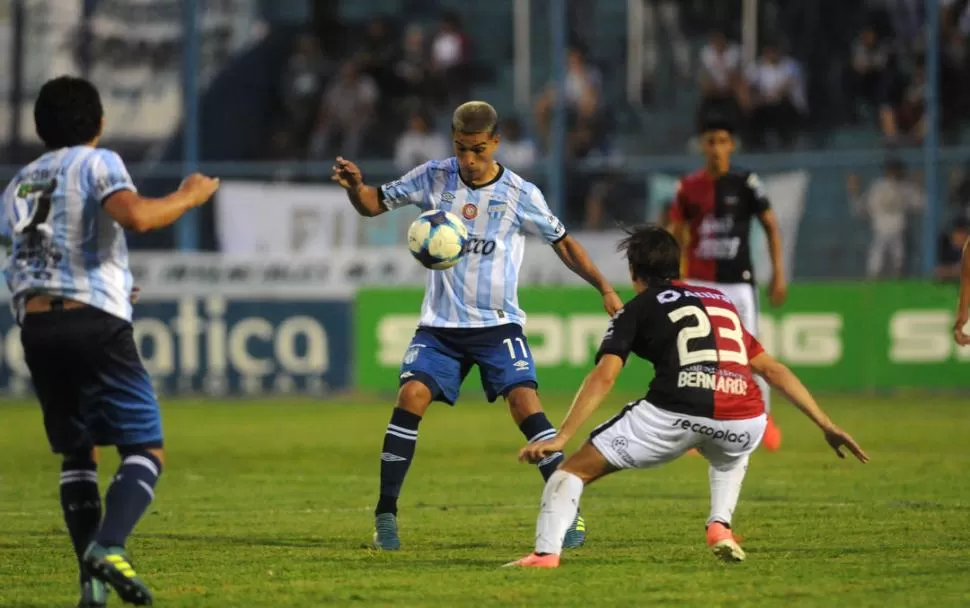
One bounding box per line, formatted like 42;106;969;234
77;579;109;608
373;513;401;550
563;513;586;549
83;542;153;606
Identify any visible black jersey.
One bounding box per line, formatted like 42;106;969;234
595;281;765;420
672;169;771;285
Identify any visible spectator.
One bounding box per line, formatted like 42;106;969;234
846;159;924;279
641;0;691;104
430;11;470;107
495;118;537;174
879;63;926;144
848;25;893;116
936;219;969;281
534;44;601;150
279;34;332;147
746;42;808;150
356;15;400;96
697;29;745;129
949;161;970;220
308;60;378;159
394;110;449;171
394;24;431;107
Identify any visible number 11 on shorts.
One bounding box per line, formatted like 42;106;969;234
503;337;529;359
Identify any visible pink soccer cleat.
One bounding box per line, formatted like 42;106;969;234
502;552;561;568
707;522;745;562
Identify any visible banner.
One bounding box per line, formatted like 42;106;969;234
0;297;352;397
355;282;970;394
217;182;362;254
7;0;259;142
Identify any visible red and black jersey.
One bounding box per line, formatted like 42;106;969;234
596;281;765;420
671;168;771;285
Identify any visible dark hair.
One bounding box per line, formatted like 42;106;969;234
618;225;681;283
34;76;103;149
699;116;735;135
452;101;498;135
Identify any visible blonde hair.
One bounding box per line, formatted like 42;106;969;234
451;101;498;135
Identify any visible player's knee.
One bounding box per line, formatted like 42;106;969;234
396;381;432;416
117;444;166;468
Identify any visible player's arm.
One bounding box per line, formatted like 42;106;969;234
331;157;432;218
750;351;869;462
551;235;621;312
749;172;787;307
520;301;638;463
519;187;622;315
953;238;970;345
92;152;218;233
665;180;688;244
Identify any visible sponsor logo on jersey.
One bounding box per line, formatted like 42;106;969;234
513;359;531;371
441;191;456;201
672;419;752;448
461;203;478;220
462;238;496;255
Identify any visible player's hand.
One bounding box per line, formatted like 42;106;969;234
822;425;869;463
602;290;624;317
179;173;220;206
130;285;141;304
331;157;362;190
953;309;970;346
768;274;788;307
519;436;567;464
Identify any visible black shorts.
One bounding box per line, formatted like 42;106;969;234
20;306;163;454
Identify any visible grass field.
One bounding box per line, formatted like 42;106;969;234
1;394;969;607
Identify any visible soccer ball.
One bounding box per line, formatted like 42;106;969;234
407;210;469;270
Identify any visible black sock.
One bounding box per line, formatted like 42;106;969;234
60;458;101;582
376;408;422;516
95;451;162;548
519;412;565;481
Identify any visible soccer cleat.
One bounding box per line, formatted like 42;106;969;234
706;522;745;562
502;552;561;568
562;513;586;549
82;542;153;605
372;512;401;550
77;579;109;608
761;414;782;452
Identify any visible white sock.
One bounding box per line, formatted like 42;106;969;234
534;470;584;555
706;456;749;527
756;375;771;414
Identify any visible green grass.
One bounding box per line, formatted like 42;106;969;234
1;395;969;607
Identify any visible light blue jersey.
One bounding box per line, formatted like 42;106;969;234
381;158;566;328
0;146;136;321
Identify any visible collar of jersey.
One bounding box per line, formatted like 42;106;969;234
458;163;505;190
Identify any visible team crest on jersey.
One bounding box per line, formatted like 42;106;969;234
461;203;478;220
487;199;507;219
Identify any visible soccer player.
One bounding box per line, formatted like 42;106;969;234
331;101;623;550
667;118;788;451
506;226;868;568
0;76;219;606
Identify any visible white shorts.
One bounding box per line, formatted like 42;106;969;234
590;400;767;470
686;280;758;337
